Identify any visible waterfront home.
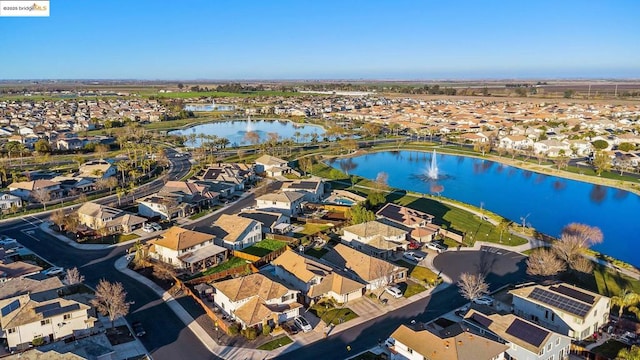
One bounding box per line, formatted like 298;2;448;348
341;221;409;260
280;179;325;202
509;283;610;340
254;155;292;177
212;273;302;330
255;191;305;217
150;226;227;272
376;203;434;229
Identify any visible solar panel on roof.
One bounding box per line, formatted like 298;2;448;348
550;285;595;305
506;318;549;347
470;313;493;327
42;304;81;319
529;288;591;317
1;300;21;317
34;302;61;314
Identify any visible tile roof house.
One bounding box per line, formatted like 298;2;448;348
150;226;227;272
77;202;146;234
376;203;434;229
198;163;255;191
271;249;365;304
210;214;262;250
341;221;409;260
464;309;572;360
280;179;325;202
255;191;305;217
509;283;610;340
137;181;218;220
0;293;96;350
9;180;63;202
322;244;407;290
212;273;302;329
254;155;292;177
387;324;508;360
77;160;117;180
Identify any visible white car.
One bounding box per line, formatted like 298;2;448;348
425;241;447;253
402;251;425;262
472;296;494;306
385;286;403;299
43;266;64;276
294;316;312;332
142;226;154;233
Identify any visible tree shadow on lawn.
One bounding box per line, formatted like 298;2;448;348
389;193;453;229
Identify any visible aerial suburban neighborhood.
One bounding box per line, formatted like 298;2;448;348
2;1;640;360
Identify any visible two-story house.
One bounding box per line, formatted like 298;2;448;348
210;214;262;250
77;202;147;234
341;221;409;260
271;249;364;305
464;310;572;360
254;155;291;177
322;244;407;290
280;180;325;202
376;203;435;239
212;273;302;330
238;210;291;235
0;193;22;212
150;226;227;272
137;181;218;220
197;163;255;191
255;191;305;217
387;323;508;360
9;180;63;202
77;160;117;180
0;293;95;350
509;283;610;340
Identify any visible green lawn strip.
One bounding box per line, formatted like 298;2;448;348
200;257;247;276
257;335;293;350
80;233;139;245
591;340;629;359
310;300;358;325
189;210;211;220
304;247;329;259
239;239;287;257
403;282;427;298
297;223;331;236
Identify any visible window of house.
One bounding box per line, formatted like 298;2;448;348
407;348;413;354
547;343;552;351
64;314;71;320
556;337;560;346
539;346;545;356
511;343;517;350
8;328;15;334
40;319;51;326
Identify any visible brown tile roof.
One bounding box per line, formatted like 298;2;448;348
232;296;273;327
210;214;257;243
343;221;407;239
0;295;89;330
322;244;406;282
272;249;332;283
153;226;214;251
308;273;364;298
390;324;508;360
213;273;292;302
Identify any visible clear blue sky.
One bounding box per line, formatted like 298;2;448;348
1;0;638;80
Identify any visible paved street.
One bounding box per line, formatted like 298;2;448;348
276;249;529;360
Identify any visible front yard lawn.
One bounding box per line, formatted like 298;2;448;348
257;335;293;350
240;239;287;257
310;299;358;326
200;257;247;276
591;340;629;359
403;282;427;298
394;260;439;285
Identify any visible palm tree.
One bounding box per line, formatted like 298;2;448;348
611;289;640;321
116;187;125;206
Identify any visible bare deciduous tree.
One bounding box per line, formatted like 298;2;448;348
64;267;85;286
526;248;566;277
90;280;130;328
152;261;176;281
571;256;594;276
552;234;584;265
32;187;51;210
457;272;489;302
561;223;603;247
50;209;66;232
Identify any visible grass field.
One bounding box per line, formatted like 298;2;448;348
257;336;293;350
310;301;359;326
200;257;247;276
591;340;629;359
239;239;287;257
403;282;428;297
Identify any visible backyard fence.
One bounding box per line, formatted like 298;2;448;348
185;264;255;285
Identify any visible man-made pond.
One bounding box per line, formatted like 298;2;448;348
331;150;640;267
169;119;325;147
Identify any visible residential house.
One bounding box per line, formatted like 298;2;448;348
322;244;407;290
376;203;434;229
0;276;64;300
0;293;95;350
212;273;302;329
280;180;325;202
50;176;95;195
498;135;534;150
137;181;218;220
387;324;508;360
254;155;292;177
77;202;146;234
9;180;63;202
77;160;117;179
198;163;254;191
191;180;235;199
238;210;291;235
210;214;262;250
56;137;84;151
271;249;365;304
509;283;610;340
2;333;115;360
533;140;571;157
341;221;409;260
150;226;227;272
0;193;22;212
464;310;572;360
0;259;42;282
255;191;305;217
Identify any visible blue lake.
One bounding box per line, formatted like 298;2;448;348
331;151;640;267
169;119;325;147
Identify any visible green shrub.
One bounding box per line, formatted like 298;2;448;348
262;324;272;336
228;323;240;336
242;327;258;340
32;337;45;346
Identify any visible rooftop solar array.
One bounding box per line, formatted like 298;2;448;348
506;318;549;347
1;300;21;317
529;288;591;317
550;285;595;305
42;304;81;319
34;302;61;314
470;312;493;327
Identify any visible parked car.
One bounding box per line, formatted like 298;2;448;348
385;286;403;299
294;316;312;332
408;241;421;250
425;241;447;253
132;321;146;337
142;225;154;233
43;266;64;276
472;296;494;306
402;251;425;262
282;322;299;335
0;235;18;246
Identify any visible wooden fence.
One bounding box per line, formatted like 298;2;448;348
232;250;261;263
176;277;231;334
186;264;254;285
